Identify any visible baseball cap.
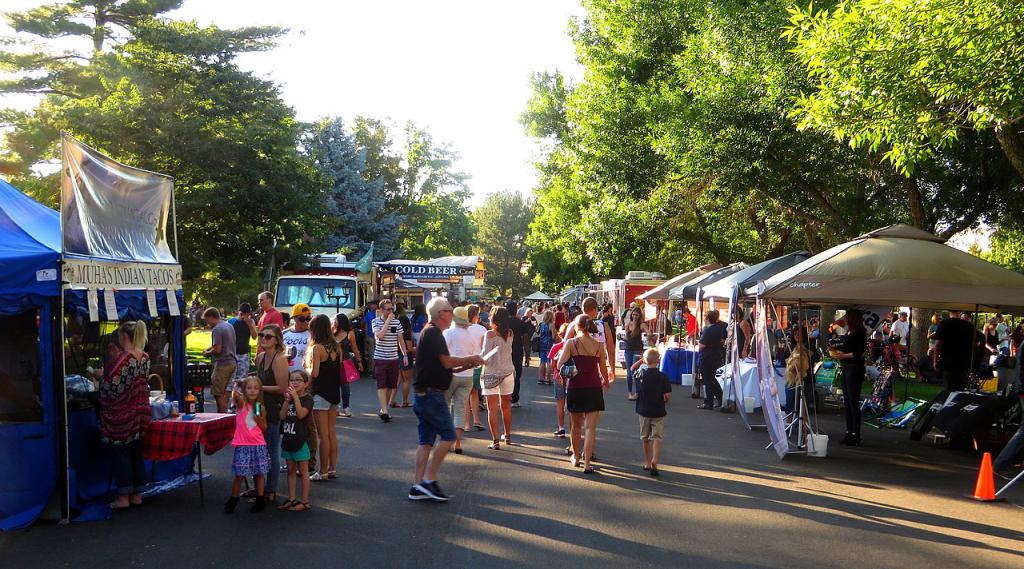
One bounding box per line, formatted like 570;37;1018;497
291;303;312;317
453;306;470;327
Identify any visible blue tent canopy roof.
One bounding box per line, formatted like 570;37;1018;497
0;179;61;304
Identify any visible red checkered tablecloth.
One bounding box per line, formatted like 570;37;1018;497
143;413;235;462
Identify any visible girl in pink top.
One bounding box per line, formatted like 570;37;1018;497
225;377;270;514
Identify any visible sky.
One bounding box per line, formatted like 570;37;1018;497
1;0;585;204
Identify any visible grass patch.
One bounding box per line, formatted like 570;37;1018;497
185;329;256;363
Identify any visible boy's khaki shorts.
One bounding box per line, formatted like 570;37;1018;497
639;416;665;441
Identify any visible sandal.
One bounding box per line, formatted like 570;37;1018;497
583;467;597;475
488;441;501;450
289;501;311;512
327;470;337;479
570;456;581;468
277;499;297;510
310;472;328;481
473;424;485;431
401;402;412;408
389;402;399;408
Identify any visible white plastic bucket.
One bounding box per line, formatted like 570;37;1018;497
807;434;829;457
681;373;694;386
743;396;756;414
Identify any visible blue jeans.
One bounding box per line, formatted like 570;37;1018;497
110;439;146;495
413;390;456;446
994;399;1024;471
341;381;351;409
265;421;281;494
624;350;641;393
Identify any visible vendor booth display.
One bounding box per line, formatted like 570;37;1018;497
0;134;191;530
756;225;1024;462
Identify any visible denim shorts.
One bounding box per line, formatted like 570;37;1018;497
413;390;456;446
312;394;335;411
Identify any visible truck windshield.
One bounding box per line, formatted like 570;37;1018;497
276;278;356;310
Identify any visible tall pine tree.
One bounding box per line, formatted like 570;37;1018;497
306;118;401;260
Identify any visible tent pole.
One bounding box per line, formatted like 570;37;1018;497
905;308;913;402
968;304;979;384
56;292;70;525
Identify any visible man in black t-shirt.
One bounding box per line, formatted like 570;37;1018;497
506;301;529;407
408;298;484;504
933;310;977;391
698;310;728;409
231;303;258;383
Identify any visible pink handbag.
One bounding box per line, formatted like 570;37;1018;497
342;358;360;383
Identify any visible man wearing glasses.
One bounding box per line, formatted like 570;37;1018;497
372;298;407;422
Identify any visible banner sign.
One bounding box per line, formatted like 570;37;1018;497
61;133;177;263
63;258;182;290
377;263;475;281
756;298;789;459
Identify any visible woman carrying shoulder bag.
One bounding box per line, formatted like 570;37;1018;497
556;315;610;474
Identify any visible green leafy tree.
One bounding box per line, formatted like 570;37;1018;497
351;118;475;259
987;222;1024;273
473;191;534;297
1;6;326;285
785;0;1024;178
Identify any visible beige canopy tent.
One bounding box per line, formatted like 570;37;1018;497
760;224;1024;312
636;264;722;301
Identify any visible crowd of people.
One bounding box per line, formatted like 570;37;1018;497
93;291;1023;512
182;292;683;508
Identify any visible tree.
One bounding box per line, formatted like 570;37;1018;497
351;118;475;259
987;222;1024;274
473;191;534;297
785;0;1024;178
304;117;401;260
0;8;327;284
523;0;1021;289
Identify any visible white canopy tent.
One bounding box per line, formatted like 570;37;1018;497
702;251;812;300
636;264;721;301
523;291;555;302
760;225;1024;312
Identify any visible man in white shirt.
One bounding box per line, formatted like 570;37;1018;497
891;311;910;362
442;307;478;453
283;304;312;372
565;297;617;379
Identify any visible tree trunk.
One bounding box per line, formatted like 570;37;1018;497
819;305;837;353
903;176;927;229
908;306;935;362
995;125;1024;180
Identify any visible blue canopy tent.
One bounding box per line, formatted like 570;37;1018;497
0;179;187;530
0;179;63;530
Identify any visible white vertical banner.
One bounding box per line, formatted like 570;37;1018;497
87;289;99;322
146;289;159;317
165;289;179;316
756;297;789;459
103;289;118;320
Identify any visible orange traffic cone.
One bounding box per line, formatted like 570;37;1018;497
972;452;1002;502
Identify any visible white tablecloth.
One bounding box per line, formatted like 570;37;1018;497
717;359;787;409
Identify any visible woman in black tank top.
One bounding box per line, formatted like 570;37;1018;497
307;315;342;480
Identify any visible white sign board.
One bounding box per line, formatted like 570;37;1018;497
63;258;182;290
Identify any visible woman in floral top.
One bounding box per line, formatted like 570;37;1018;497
100;320;151;509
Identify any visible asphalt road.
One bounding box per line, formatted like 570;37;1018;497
3;366;1023;569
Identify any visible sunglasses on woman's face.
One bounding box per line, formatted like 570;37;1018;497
259;334;275;340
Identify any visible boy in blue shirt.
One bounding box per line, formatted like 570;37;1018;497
634;348;672;476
